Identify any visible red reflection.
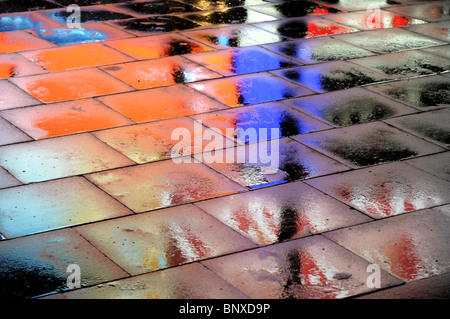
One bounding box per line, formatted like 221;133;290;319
306;21;351;38
392;15;413;28
166;225;210;266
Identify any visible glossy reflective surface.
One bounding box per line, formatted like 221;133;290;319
196;181;370;245
77;205;255;275
263;38;374;64
113;16;202;35
286;88;416;126
273;62;390;92
185;46;300;75
86;160;245;212
306;163;450;218
189;73;313;107
251;1;343;18
326;210;450;281
0;31;54;54
295;122;444;168
0;229;127;298
183;7;277;25
98;84;227;123
0;53;47;78
203;236;401;298
101;56;221;89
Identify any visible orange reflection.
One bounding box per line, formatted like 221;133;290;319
15;69;132;103
0;63;15;78
23;43;132;72
0;32;51;54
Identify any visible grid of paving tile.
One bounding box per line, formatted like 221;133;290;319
0;0;449;299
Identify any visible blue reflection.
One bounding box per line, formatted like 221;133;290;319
217;35;230;46
249;180;288;189
0;15;43;32
284;68;323;92
237;77;298;106
35;27;108;45
231;48;298;75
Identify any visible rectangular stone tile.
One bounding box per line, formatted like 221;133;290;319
100;55;221;90
325;209;450;282
271;62;390;93
181;7;277;26
366;75;450;109
104;33;214;60
324;9;427;30
30;22;134;46
192;102;331;144
351;51;450;80
0;30;54;54
422;45;450;59
181;25;286;49
202;235;402;299
305;162;450;219
0;166;21;189
384;108;449;147
115;0;201;16
180;0;269;10
189;73;314;107
405;21;450;43
313;0;402;11
0;80;40;110
0;53;47;79
249;1;343;19
193;138;350;188
404;151;450;181
0;115;31;145
386;3;450;22
39;5;134;24
262;38;375;64
0;133;135;183
86;158;246;213
60;263;248;299
20;42;135;72
0;228;128;299
195;180;371;245
284;87;418;127
253;16;359;40
97;84;228;123
0;12;61;33
294;122;445;168
184;46;300;76
76;205;256;275
0;176;133;238
10;68;134;103
1;99;134;139
111;16;202;36
93;117;232;164
335;28;447;53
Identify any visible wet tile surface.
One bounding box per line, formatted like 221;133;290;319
366;75;450;109
0;133;134;183
100;56;221;89
1;0;449;300
86;159;245;212
0;177;132;238
104;33;214;59
285;87;417;127
405;152;450;181
10;68;133;103
335;28;447;53
351;51;450;79
306;162;450;218
195;181;370;245
189;73;314;107
21;42;134;72
0;229;128;299
76;205;256;275
97;84;228;123
385;108;450;147
185;46;300;76
254;16;359;39
60;263;249;299
272;62;390;93
325;210;450;281
0;99;134;139
263;38;375;64
295;122;444;168
202;235;402;299
193;138;350;188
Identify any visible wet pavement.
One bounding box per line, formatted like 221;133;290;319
0;0;449;300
